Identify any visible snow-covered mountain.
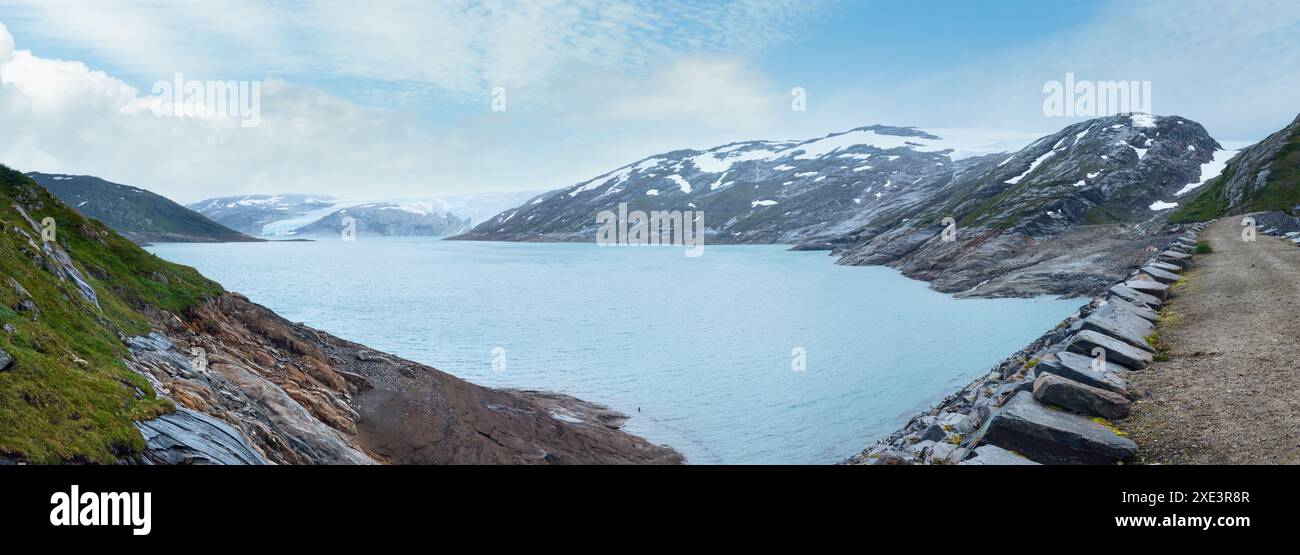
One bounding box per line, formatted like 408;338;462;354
455;125;1025;244
454;115;1230;298
190;191;539;238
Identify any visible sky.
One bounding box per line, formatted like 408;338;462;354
1;0;1298;203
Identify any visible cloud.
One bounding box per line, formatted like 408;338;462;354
0;1;842;204
600;56;782;128
0;21;12;64
0;29;516;202
0;0;828;100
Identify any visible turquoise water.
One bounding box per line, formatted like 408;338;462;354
146;238;1082;464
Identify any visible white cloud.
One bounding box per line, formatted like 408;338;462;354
0;21;12;64
0;25;516;202
0;2;838;204
602;56;781;128
0;0;826;99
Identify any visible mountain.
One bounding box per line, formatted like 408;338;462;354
186;194;338;236
26;172;259;244
191;191;537;238
291;202;470;237
0;164;678;464
454;125;966;244
1170;112;1300;222
828;114;1222;297
454;114;1224;297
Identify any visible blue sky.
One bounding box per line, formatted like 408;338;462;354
0;0;1298;202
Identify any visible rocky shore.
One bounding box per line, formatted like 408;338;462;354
847;221;1212;465
129;293;684;465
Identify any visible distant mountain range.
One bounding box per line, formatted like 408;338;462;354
27;173;259;244
453;114;1252;298
190;191;540;238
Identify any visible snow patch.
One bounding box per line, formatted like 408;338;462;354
1005;150;1056;185
1176;149;1237;196
666;174;692;194
1131;114;1158;128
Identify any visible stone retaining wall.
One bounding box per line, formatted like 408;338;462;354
846;221;1214;465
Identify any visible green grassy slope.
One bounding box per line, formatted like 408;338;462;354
0;164;223;463
1170;125;1300;223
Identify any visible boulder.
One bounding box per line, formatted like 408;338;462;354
1124;279;1170;301
1036;351;1132;397
994;375;1036;401
979;391;1136;465
920;424;946;442
1157;250;1193;269
1032;373;1131;419
1106;297;1159;322
1080;303;1156;353
1109;284;1162;309
0;348;12;371
1065;330;1153;370
958;444;1040;465
1139;265;1181;284
929;441;958;463
1149;261;1183;273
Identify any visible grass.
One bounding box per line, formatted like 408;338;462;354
1246;132;1300;213
0;164;222;463
1170;126;1300;222
1146;331;1170;363
1091;416;1130;437
1194;241;1213;254
1168;167;1233;223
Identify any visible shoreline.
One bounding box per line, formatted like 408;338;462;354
845;221;1210;464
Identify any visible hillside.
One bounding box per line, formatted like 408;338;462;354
828;114;1224;297
453;114;1228;297
27;173;260;244
1170;112;1300;222
453;125;963;245
0;164;679;464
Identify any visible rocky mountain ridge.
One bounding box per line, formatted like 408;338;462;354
827;114;1224;297
28;172;259;244
455;114;1230;298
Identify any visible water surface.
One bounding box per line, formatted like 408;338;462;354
147;238;1081;464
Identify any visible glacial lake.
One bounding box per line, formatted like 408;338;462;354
146;238;1083;464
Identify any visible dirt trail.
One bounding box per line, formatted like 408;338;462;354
1122;219;1300;464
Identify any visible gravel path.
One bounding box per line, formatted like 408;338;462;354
1122;219;1300;464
